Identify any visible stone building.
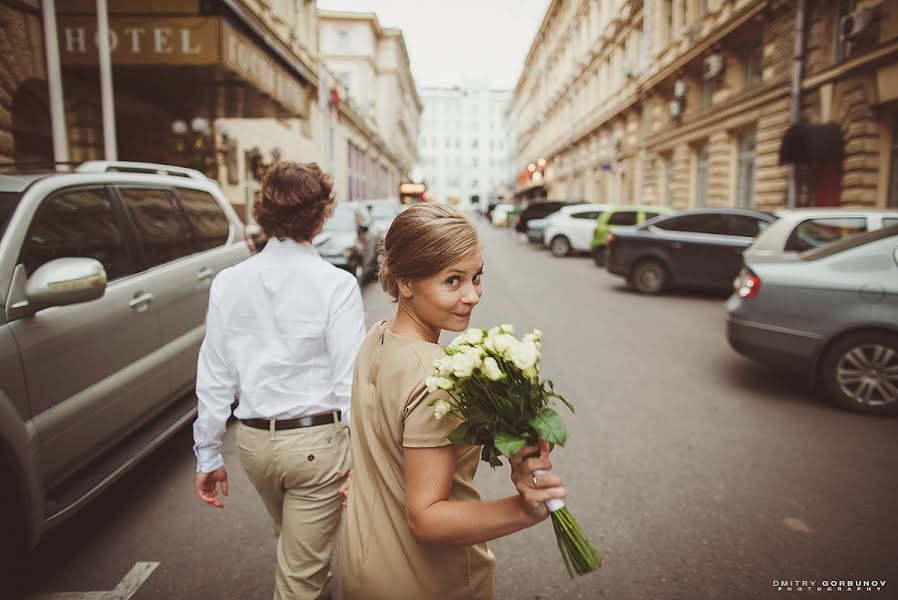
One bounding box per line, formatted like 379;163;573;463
511;0;898;210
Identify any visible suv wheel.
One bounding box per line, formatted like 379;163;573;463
820;332;898;416
550;236;572;258
592;246;606;267
632;259;668;294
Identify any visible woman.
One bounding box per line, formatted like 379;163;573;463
340;204;566;600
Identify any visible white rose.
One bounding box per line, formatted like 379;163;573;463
451;351;480;378
433;399;451;420
500;324;514;334
508;339;539;372
481;357;505;381
465;328;485;345
432;357;453;377
532;329;543;339
426;376;454;392
492;333;516;356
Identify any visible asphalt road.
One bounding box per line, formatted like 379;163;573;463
22;218;898;600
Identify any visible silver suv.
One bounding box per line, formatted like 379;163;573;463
0;162;251;575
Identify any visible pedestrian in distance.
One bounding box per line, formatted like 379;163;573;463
339;204;566;600
193;161;365;600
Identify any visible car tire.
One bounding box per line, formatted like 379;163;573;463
550;236;572;257
820;331;898;416
592;247;606;267
631;259;669;294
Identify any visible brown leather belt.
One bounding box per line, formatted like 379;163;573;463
241;411;341;431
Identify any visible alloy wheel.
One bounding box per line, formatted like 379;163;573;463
633;260;667;294
835;344;898;408
550;236;571;257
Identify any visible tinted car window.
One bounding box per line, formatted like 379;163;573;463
654;213;729;235
643;212;661;221
177;188;230;252
0;191;21;239
18;187;132;280
118;187;193;269
572;211;603;220
607;211;638;226
784;217;867;252
728;214;769;238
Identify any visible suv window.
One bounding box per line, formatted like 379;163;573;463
18;187;132;280
784;217;867;252
654;213;729;235
607;211;638;226
728;214;769;238
572;210;603;220
176;188;230;252
118;187;193;269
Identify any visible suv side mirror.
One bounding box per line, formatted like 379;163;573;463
25;257;107;308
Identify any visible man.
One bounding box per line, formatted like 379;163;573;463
193;162;365;599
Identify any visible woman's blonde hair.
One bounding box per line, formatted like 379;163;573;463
378;204;480;301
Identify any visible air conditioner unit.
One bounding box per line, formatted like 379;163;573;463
673;79;688;99
703;54;725;81
840;7;880;42
668;99;683;122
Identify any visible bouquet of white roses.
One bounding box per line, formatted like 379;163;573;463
425;325;602;578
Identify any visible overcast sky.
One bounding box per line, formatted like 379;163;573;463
317;0;550;90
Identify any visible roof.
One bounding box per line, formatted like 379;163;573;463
0;173;52;193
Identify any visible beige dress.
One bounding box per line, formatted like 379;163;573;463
340;322;496;600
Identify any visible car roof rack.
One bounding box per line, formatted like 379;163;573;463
75;161;208;181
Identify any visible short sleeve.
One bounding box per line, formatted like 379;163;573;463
402;381;460;448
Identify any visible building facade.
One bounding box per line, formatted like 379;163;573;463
417;84;513;208
511;0;898;210
2;0;323;219
318;9;421;199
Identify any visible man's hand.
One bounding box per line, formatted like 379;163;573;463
339;469;353;508
196;466;229;508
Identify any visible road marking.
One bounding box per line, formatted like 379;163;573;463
27;561;159;600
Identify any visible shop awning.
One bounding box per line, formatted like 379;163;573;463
779;123;844;164
58;16;310;119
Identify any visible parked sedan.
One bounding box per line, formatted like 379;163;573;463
543;203;610;257
515;200;579;234
527;217;550;244
605;208;775;294
591;205;675;266
744;207;898;263
314;202;376;282
726;226;898;416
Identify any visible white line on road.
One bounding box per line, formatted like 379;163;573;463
27;561;159;600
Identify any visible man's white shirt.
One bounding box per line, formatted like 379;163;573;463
193;237;365;473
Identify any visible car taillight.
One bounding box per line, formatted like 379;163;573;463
607;233;616;244
243;230;257;254
735;269;760;298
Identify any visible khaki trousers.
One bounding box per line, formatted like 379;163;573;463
237;420;351;600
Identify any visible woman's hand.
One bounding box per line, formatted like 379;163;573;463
509;440;566;523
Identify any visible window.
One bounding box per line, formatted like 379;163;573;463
177;188;231;252
18;187;131;280
883;218;898;228
700;79;713;109
743;43;763;87
835;0;857;62
644;211;662;221
736;129;757;208
665;0;674;41
337;30;350;51
694;143;709;208
655;213;729;235
572;211;603;220
118;187;192;269
607;211;638;226
728;215;769;238
664;157;674;206
784;217;868;252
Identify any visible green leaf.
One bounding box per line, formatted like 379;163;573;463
447;423;470;445
528;408;568;446
481;445;503;468
493;433;527;458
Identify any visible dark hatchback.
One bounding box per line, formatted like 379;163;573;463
606;208;775;294
514;200;580;233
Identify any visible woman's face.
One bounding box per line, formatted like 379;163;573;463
406;246;484;333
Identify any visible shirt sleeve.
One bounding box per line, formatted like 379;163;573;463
325;276;365;427
402;380;460;448
192;275;237;473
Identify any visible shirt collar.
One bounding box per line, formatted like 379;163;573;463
263;236;319;257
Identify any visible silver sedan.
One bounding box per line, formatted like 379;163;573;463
726;226;898;416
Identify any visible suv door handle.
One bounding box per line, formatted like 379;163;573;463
197;268;215;282
129;291;155;311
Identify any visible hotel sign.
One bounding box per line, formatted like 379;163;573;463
59;17;308;117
